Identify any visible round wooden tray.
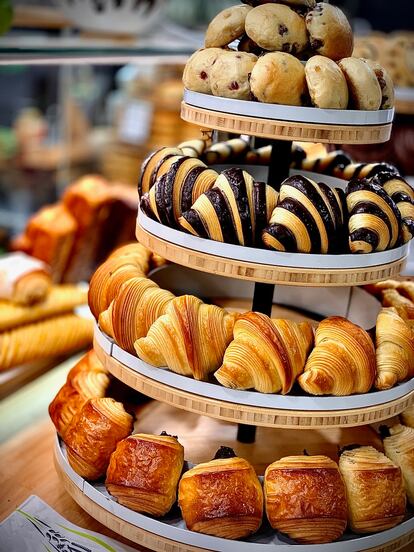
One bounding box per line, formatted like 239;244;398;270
94;327;414;430
181;92;393;144
55;436;414;552
136;211;408;287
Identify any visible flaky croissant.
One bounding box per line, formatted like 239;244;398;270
139;147;183;197
346;178;402;253
88;243;151;320
140;156;218;228
264;455;347;544
339;446;406;533
179;168;278;247
298;316;376;395
0;252;51;305
375;307;414;390
49;351;109;438
135;295;236;381
262;175;346;253
215;312;313;394
178;454;263;539
383;424;414;506
106;433;184;516
102;276;175;352
64;397;133;480
381;289;414;319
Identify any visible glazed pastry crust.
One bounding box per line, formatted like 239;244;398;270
383;424;414;506
178;457;263;539
298;316;376;396
305;56;348;109
265;455;347;544
106;434;184;516
339;446;406;533
64;397;133;480
338;58;382;110
205;5;252;48
306;3;353;61
250;52;306;105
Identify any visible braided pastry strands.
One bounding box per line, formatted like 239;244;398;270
339;446;406;534
215;312;313;394
0;314;93;371
298;316;376;396
134;295;236;381
104;276;175;354
375;307;414;390
346;179;402;253
88;243;151;320
179;168;278;247
262;175;346;253
383;424;414;506
264;455;347;544
292;150;352;176
371;171;414;243
140;157;218;228
202;138;250;165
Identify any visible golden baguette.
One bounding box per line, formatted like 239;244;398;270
0;285;87;332
0;314;93;370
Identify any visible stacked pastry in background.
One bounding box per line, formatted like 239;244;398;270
183;1;393;110
0;253;92;371
50;360;412;544
138;138;414;254
11;175;138;283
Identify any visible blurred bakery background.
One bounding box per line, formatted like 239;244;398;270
0;0;412;405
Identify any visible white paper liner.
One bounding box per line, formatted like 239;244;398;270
183;90;394;126
55;436;414;552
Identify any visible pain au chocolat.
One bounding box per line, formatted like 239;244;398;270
264;455;347;544
178;450;263;539
215;312;313;394
262;175;346;253
106;433;184;516
179;168;278;247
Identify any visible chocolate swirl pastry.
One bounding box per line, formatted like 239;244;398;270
339;162;399;181
294;150;352;176
202;138;250;165
262;175;346;253
244;143;305;166
346;179;403;253
140;157;218;228
179;167;278;247
371;171;414;243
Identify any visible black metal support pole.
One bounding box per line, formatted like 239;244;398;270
237;139;293;445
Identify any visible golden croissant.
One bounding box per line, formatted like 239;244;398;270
106;433;184;516
381;289;414;319
135;295;236;381
264;455;347;544
0;314;93;371
215;312;313;394
0;252;51;305
88;243;151;320
298;316;376;395
0;285;87;332
339;446;406;533
383;424;414;506
179;168;278;247
263;175;346;253
140;156;218;228
102;276;175;352
64;397;133;480
375;307;414;390
346;178;402;253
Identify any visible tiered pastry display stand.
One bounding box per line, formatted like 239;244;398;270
59;94;414;551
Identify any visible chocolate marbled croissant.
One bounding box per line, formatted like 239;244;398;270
339;161;399;181
202;138;250;165
179;168;278;247
139;147;183;197
140;157;218;228
370;171;414;243
262;175;347;253
293;150;352;176
346;178;402;253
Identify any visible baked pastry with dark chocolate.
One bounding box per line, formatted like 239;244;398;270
306;3;353;60
139;147;183;197
202;138;250;165
346;178;402;253
140;157;218;228
293;150;352;176
371;171;414;243
262;175;346;253
179;168;278;247
338;161;399;181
